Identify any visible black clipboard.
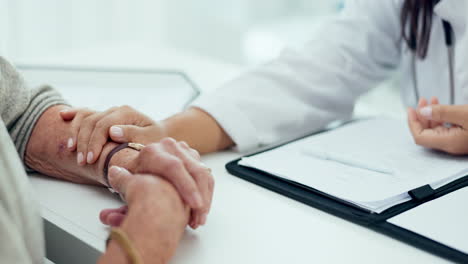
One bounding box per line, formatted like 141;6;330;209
226;128;468;263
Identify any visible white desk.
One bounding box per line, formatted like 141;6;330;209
24;43;446;263
30;151;447;264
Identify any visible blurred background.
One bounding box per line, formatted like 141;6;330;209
1;0;342;65
0;0;402;118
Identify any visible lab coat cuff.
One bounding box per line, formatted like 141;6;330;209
190;95;260;153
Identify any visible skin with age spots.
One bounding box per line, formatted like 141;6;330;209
57;141;68;158
25;105;195;263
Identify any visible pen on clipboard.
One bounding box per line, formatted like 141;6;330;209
301;149;394;175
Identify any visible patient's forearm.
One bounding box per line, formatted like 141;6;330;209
25;105;138;185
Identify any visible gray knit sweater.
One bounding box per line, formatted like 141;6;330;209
0;56;67;161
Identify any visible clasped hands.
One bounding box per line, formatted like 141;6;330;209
408;97;468;155
59;106;214;230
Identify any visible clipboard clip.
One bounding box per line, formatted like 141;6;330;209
408;184;435;201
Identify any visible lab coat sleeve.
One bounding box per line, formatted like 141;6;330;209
192;0;403;152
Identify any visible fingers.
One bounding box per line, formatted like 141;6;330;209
66;108;95;153
108;166;134;198
66;105;157;165
138;138;213;229
86;112;132;164
139;143;204;210
109;125;162;145
106;213;126;227
408;107;439;148
407;107;424;137
76;111;110;165
190;169;214;228
99;205;128;226
408;106;468;153
419;104;468;126
409;107;442;147
186;162;213;228
179;141;201;160
417;98;430;129
170;139;213;228
110;125;147;143
429;97;441;128
60;108;79;121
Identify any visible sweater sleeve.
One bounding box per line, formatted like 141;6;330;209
0;57;68;162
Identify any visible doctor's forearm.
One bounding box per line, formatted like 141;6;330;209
25;105;138;185
162;108;234;154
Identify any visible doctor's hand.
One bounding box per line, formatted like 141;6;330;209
407;100;468;155
60;106;163;165
60;106;231;163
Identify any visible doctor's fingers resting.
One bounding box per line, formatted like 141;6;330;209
131;139;213;229
408;104;468;155
415;97;442;129
60;105;159;165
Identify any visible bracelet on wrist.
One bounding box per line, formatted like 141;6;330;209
103;143;145;190
107;228;143;264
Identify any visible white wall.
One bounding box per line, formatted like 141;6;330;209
4;0;342;65
164;0;342;64
5;0;168;61
0;0;10;57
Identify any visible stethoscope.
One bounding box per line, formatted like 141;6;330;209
412;19;455;105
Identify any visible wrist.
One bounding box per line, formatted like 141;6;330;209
97;143;140;185
162;107;233;154
122;179;188;263
109;148;139;174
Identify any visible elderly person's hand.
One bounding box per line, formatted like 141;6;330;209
104;139;214;230
98;166;189;264
130;139;214;229
72;133;212;230
60;107;217;229
407;97;468;155
100;139;214;228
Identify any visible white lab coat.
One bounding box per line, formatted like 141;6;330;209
192;0;468;152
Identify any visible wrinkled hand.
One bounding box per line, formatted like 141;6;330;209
60;107;214;229
101;139;214;229
408;97;468;155
100;166;189;263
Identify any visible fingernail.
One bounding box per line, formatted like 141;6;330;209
191;192;203;208
67;138;74;149
77;152;84;165
59;109;69;114
419;106;432;119
109;166;123;178
110;126;123;138
87;152;94;163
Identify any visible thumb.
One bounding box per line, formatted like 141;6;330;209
59;108;78;121
419;105;468;125
109;125;146;143
108;166;133;197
